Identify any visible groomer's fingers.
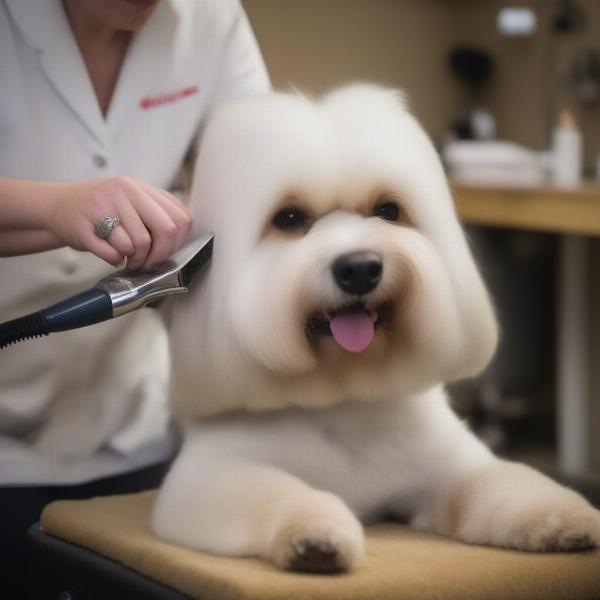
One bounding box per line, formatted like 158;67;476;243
47;177;190;267
132;181;192;254
148;190;192;251
80;228;124;266
134;198;177;266
140;182;192;224
136;179;188;213
114;198;153;269
105;221;135;259
83;180;151;268
121;181;179;266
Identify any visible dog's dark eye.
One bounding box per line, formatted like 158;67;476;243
373;202;400;222
272;207;307;231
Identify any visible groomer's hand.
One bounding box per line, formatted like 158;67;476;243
48;176;193;268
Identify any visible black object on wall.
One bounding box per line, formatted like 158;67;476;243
448;46;494;140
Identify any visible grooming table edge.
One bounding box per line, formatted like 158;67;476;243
33;490;600;600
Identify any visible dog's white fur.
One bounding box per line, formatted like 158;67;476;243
153;85;600;572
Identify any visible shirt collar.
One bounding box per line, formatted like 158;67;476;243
4;0;189;144
5;0;65;53
5;0;189;53
5;0;109;144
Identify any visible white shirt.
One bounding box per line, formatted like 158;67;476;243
0;0;270;484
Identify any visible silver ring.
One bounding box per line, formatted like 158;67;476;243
95;215;120;240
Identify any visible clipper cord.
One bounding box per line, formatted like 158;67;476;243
0;288;113;349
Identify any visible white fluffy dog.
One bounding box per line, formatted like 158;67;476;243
152;85;600;573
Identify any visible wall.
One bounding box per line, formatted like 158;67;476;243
242;0;462;140
449;0;600;171
244;0;600;170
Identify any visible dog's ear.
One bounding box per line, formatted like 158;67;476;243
392;95;498;381
400;122;498;382
434;203;499;381
395;108;498;381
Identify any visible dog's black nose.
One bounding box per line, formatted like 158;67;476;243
332;251;383;295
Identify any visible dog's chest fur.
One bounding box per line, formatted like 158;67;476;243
184;385;490;521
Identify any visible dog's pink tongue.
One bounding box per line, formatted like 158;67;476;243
329;310;375;353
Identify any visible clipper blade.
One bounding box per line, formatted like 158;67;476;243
96;233;214;316
179;235;214;288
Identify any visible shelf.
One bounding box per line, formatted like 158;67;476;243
452;182;600;237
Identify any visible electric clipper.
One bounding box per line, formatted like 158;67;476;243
0;233;213;349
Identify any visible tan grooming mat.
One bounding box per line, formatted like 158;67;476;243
41;490;600;600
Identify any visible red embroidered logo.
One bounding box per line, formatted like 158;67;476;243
139;85;199;110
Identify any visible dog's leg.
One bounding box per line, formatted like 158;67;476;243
381;390;600;551
411;440;600;551
152;437;364;572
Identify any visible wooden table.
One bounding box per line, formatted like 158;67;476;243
452;182;600;478
453;183;600;237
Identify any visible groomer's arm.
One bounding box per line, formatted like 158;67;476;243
208;0;271;105
0;176;192;267
0;229;63;255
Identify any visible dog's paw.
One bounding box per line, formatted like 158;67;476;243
272;521;362;573
269;493;364;573
459;493;600;552
505;500;600;552
444;461;600;553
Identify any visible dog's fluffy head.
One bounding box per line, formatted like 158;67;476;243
171;85;497;419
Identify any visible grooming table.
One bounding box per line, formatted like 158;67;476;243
30;490;600;600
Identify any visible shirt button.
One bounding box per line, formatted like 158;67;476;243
93;154;107;168
61;250;79;274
